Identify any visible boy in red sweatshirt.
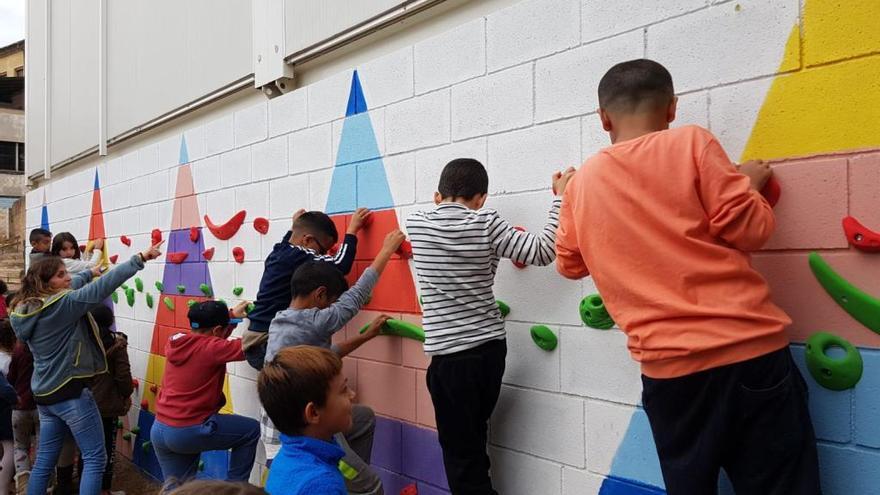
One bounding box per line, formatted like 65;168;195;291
555;59;820;494
151;300;259;487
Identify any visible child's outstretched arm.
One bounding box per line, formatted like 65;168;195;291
556;172;590;279
491;169;576;267
334;314;391;357
310;207;371;275
699;140;776;251
64;241;163;312
312;230;406;339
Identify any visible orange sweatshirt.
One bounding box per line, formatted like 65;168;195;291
556;125;791;379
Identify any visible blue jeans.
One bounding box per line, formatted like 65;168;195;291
151;413;260;486
29;388;107;495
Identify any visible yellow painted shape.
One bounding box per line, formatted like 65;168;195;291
742;0;880;161
220;374;234;414
144;352;235;414
803;0;880;66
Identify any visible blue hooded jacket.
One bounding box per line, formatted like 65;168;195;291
10;255;144;399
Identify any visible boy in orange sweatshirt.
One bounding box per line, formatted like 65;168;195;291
555;59;820;494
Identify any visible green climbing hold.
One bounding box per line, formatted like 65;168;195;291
135;277;144;293
530;325;558;351
141;441;152;453
359;319;426;342
145;293;154;309
155;281;164;292
232;287;244;296
200;283;212;297
122;432;132;441
111;291;118;304
116;419;123;428
187;299;197;308
805;331;863;391
496;300;511;318
198;460;205;472
131;425;141;434
418;295;423;306
177;284;186;294
809;252;880;334
246;303;255;314
120;284;129;291
580;294;615;330
163;297;175;311
125;288;135;307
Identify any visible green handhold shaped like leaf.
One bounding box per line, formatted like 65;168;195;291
125;288;135;307
135;278;144;292
145;293;154;309
177;285;186;294
187;299;197;308
199;284;212;297
163;297;175;311
232;287;244;296
111;292;118;304
155;281;164;292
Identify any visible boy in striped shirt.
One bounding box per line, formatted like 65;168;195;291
406;158;574;494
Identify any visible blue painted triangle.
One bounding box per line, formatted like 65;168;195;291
40;204;49;231
604;409;665;490
179;136;189;165
93;169;100;190
346;71;368;117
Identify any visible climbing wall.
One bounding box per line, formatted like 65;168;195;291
23;0;880;492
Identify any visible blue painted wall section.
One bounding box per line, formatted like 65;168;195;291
326;70;395;214
40;192;49;231
372;417;450;495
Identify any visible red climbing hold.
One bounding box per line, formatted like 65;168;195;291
397;240;413;259
120;236;131;247
232;247;245;264
109;254;119;264
204;211;246;240
140;399;149;410
190;226;199;243
400;484;418;495
132;378;139;389
167;252;189;264
512;226;527;269
842;216;880;252
760;176;781;208
202;247;215;261
79;244;87;253
254;217;269;235
149;384;158;394
151;229;163;245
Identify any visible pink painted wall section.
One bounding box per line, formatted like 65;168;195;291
357;359;418;423
849;153;880;227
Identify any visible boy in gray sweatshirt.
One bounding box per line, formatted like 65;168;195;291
262;229;405;495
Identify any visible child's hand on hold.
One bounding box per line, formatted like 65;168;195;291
381;230;406;255
363;314;392;340
141;240;164;262
230;300;251;319
553;167;577;197
739;160;772;191
348;208;372;234
90;265;104;278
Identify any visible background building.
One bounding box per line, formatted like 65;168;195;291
0;39;26;288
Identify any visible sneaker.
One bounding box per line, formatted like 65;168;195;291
13;470;29;495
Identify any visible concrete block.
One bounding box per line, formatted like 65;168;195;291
332;109;385;166
415;18;486;94
585;400;642;475
356;360;417;422
104;156;126;186
191;156;222;194
562;467;603;495
487;118;581;194
674;91;709;129
308;69;354;126
358;47;414;108
251;134;288;182
486;0;580;72
489;446;563;495
268;87;308;137
817;443;880;495
183;125;207;162
561;327;641;405
290;124;333;174
581;0;706;42
762;157;848;250
234;262;264;301
348;310;403;365
415;370;436;428
229;374;260;420
646;0;799;92
452;65;533;140
308;169;333;212
414;138;487;203
205;114;235;156
157;135;181;170
401;423;448;488
136;144;159;179
268;174;309;220
790;345;852;443
802;0;880;67
220;146;252;188
205;189;238;231
504;321;561;392
708;76;775;162
535;31;643;123
138;204;159;236
234;181;270;218
234;102;268;147
386;89;451;154
493;259;582;325
849;153;880;228
401;314;430;370
491;386;585;467
148;170;171;203
385;153;416;207
854;348;880;448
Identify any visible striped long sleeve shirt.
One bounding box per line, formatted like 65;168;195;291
406;200;561;355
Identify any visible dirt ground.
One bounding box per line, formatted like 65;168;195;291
112;457;161;495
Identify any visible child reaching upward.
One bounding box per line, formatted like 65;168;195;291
51;232;104;274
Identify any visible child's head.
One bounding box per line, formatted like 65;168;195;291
166;480;266;495
259;345;353;439
187;300;233;338
50;232;81;259
435;158;488;209
597;59;677;143
290;261;349;309
289;212;339;255
29;228;52;253
0;279;7;296
0;319;16;353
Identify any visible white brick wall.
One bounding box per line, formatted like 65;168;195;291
486;0;580;72
289;124;333;173
268;88;308;138
414;19;486;94
452;64;533;140
234;102;269;148
386;90;450;154
581;0;706;42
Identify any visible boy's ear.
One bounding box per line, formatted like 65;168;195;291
433;192;442;205
475;194;488;209
666;96;678;124
598;108;613;132
304;402;320;425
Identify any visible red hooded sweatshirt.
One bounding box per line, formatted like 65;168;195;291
155;332;244;427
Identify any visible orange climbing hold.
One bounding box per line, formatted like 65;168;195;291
204;210;246;240
151;229;163;245
254;217;269;235
167;252;189;264
190;226;199;243
232;247;245;264
202;247;215;260
397;240;413;259
512;226;527;269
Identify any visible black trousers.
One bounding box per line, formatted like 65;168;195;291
427;339;506;495
642;347;822;495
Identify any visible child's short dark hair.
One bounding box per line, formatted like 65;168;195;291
258;346;342;436
50;232;82;259
290;262;349;300
292;212;339;245
0;279;7;296
0;319;16;354
29;228;51;244
598;59;674;113
437;158;489;200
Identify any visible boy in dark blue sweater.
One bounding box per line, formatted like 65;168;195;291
243;208;370;370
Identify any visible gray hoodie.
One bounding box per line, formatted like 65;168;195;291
10;255;144;398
